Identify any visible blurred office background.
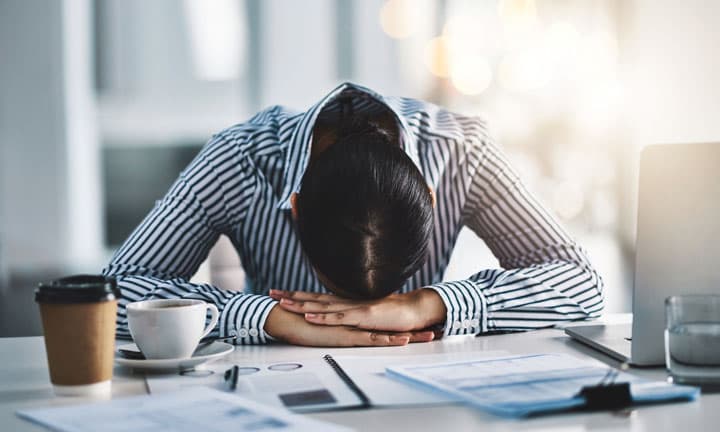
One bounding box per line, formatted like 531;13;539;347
2;0;720;336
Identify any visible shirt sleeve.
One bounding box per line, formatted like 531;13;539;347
102;133;278;345
425;119;605;337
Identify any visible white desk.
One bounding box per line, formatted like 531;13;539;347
1;314;717;431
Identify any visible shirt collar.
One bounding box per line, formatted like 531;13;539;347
277;82;419;210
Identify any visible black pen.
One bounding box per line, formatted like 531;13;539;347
224;365;239;391
475;329;527;337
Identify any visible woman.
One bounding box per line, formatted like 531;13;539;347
104;82;604;346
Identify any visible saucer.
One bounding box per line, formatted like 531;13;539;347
115;341;234;371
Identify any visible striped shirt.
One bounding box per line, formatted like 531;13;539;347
104;82;604;345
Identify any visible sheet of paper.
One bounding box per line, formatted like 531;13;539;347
386;353;698;417
147;357;364;412
146;350;507;410
332;350;508;406
16;387;351;432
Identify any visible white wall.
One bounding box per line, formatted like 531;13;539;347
622;0;720;145
0;0;69;274
259;0;337;109
0;0;102;276
257;0;422;110
613;0;720;248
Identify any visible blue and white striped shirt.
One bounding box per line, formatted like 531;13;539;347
104;82;604;345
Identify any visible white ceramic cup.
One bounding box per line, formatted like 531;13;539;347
127;299;219;359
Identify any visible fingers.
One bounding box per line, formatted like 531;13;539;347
346;329;433;346
351;331;410;347
270;289;339;303
276;298;363;314
291;322;432;347
271;289;371;315
408;330;436;343
304;313;436;343
297;326;410;347
273;306;415;348
304;309;365;327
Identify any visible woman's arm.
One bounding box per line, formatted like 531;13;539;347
424;121;605;336
103;133;278;345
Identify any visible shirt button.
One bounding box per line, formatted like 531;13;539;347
462;319;471;328
249;328;259;337
471;319;480;327
452;321;462;330
238;328;249;337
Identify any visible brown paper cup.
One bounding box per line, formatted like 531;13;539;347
36;275;120;397
39;302;117;392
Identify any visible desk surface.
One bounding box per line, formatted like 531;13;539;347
1;314;717;432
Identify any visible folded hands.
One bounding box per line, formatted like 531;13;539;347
263;289;447;347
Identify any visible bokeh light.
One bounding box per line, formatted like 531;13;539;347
498;0;539;49
497;50;552;92
544;21;581;65
379;0;422;39
423;36;449;78
450;55;493;96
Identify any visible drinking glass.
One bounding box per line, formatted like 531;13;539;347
665;295;720;384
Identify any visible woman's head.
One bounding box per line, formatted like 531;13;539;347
293;118;434;300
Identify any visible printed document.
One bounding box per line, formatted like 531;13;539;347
17;387;350;432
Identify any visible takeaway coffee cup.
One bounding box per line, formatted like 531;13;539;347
35;275;120;397
127;299;219;359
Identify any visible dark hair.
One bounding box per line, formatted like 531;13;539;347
296;118;434;300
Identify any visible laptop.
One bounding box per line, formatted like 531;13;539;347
566;142;720;366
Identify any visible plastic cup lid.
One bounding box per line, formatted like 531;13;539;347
35;275;121;304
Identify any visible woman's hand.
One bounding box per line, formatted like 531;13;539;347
269;288;447;333
263;304;436;347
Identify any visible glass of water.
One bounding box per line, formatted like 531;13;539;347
665;295;720;384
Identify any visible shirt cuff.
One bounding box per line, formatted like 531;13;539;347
425;280;487;337
219;294;278;345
